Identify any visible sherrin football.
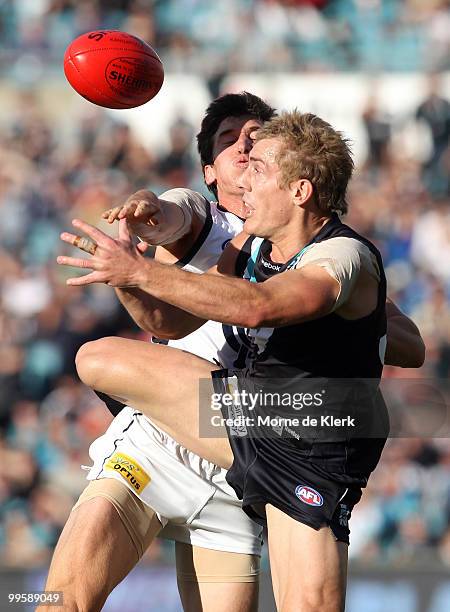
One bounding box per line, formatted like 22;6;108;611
64;30;164;109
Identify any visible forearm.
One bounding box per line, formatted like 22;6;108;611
114;286;169;333
135;259;267;328
385;317;426;368
115;287;205;339
385;299;425;368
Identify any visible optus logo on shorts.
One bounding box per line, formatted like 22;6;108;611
295;485;323;507
105;452;150;493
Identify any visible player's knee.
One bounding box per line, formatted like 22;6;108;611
76;338;114;387
46;551;109;612
46;576;107;612
282;583;342;612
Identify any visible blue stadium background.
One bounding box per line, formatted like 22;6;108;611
0;1;449;610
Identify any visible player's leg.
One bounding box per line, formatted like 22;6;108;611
75;337;233;468
176;543;259;612
38;479;162;612
266;504;348;612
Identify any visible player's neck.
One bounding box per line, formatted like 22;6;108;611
269;212;331;263
217;194;248;220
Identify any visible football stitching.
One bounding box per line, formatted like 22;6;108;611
69;47;162;63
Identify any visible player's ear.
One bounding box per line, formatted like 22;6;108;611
292;178;314;207
204;164;217;187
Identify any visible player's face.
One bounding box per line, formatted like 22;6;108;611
240;137;295;238
205;116;262;206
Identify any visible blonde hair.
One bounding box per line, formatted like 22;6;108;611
255;110;354;214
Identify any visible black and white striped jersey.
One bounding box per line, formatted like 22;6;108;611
159;194;250;368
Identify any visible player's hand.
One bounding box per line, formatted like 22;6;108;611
57;218;150;287
102;190;165;243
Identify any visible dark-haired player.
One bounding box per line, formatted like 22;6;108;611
44;92;274;612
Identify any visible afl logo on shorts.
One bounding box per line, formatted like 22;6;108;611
295;485;323;507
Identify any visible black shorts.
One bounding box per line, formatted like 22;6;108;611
212;369;386;545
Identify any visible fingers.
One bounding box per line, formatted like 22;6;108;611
56;255;95;269
66;271;103;286
61;231;98;255
102;202;141;223
60;231;81;246
118;218;131;242
71;219;112;246
133;200;159;224
136;241;149;253
73;236;97;255
133;201;146;217
102;198;159;225
102;206;124;224
121;202;139;219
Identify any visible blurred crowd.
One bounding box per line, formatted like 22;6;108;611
0;0;450;574
0;90;196;567
0;0;449;85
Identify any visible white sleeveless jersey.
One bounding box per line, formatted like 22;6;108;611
158;199;251;368
86;192;264;555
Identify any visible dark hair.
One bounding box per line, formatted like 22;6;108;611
197;92;275;197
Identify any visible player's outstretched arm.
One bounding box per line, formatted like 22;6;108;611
57;217;206;338
133;259;341;329
58;218;340;329
57;219;251;338
101;188;208;335
102;188;206;252
385;298;425;368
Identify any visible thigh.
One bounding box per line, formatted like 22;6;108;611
175;543;259;612
266;504;348;612
77;337;233;467
43;480;162;605
74;478;163;558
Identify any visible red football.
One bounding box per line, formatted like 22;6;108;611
64;30;164;109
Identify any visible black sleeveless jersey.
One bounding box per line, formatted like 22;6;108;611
238;213;387;382
223;213;389;486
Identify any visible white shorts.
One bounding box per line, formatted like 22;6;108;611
85;407;262;555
